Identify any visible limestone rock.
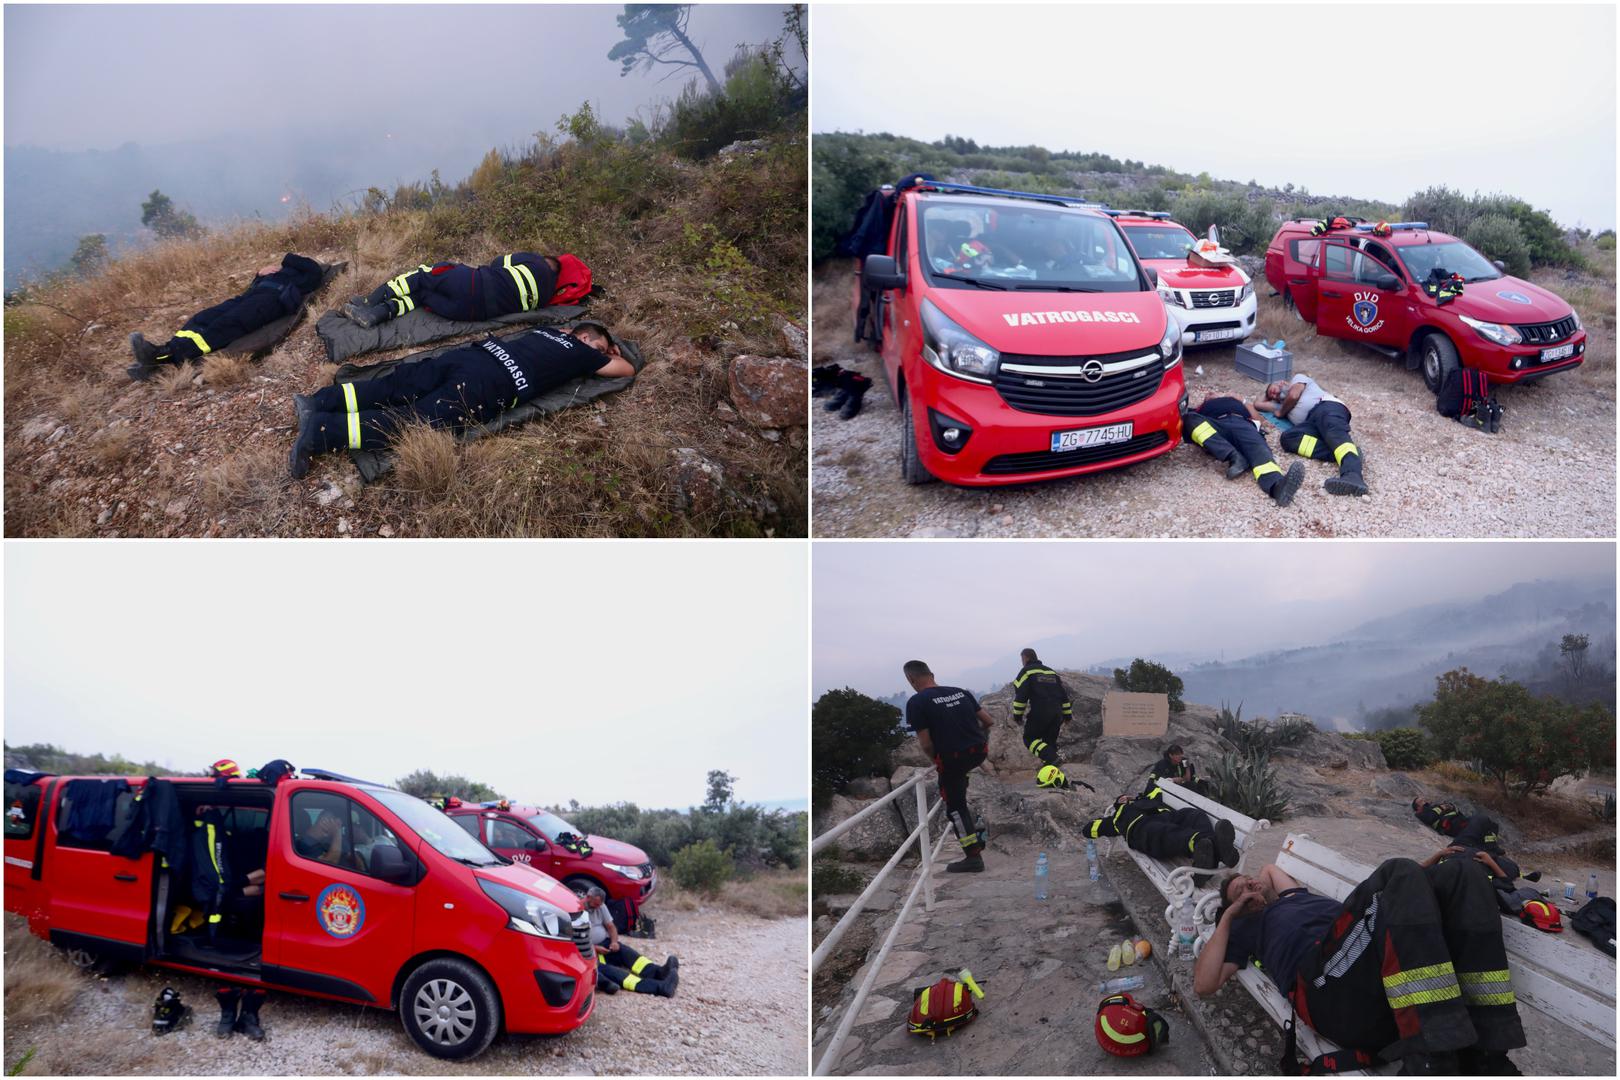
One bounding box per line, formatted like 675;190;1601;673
728;354;808;428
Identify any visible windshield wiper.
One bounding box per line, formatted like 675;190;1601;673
937;275;1007;290
1015;283;1101;292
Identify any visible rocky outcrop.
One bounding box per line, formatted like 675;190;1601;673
728;354;807;429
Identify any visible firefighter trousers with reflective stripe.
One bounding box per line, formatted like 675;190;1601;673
1297;857;1524;1062
1125;806;1213;859
598;946;673;994
1281;402;1361;477
935;747;986;853
1022;715;1063;768
157;288;292;363
1185;411;1285;493
366;263;486;321
300;353;511;452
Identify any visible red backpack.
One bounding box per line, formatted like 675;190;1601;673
550;254;594;305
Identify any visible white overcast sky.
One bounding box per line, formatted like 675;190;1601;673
5;543;808;810
813;541;1616;697
813;1;1617;230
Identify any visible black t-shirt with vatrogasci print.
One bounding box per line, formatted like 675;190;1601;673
905;685;986;757
464;326;611;406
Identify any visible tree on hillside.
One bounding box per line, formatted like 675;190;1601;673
1416;667;1612;796
395;769;500;803
1113;658;1186;712
69;234;109;277
140;189;201;240
812;688;906;810
608;5;720;93
1561;633;1591;683
703;769;736;812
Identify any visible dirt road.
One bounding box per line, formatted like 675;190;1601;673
811;266;1616;538
3;910;807;1076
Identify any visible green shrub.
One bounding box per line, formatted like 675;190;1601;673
1217;709;1312;756
812;860;862;897
1463;215;1531;277
1169;189;1276;255
1206;750;1289;820
1374;728;1431;771
812;688;906;810
671;838;734;895
1596;231;1616;252
1113;658;1185;712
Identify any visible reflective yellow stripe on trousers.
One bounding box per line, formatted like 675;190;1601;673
174;330;212;355
341;383;362;449
504;255;535;310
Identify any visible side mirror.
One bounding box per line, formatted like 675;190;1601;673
862;254;906;292
1492;260;1505;271
1144;267;1159;288
1372;273;1401;291
371;844;417;886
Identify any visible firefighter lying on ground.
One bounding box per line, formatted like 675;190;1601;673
1012;649;1081;791
1182;394;1305;507
1083;788;1240;876
127;253;326;380
904;659;994;874
1255;375;1368;497
342;252;591;328
1148;744;1210;797
1196;860;1525;1074
287;322;634;478
584;887;678;997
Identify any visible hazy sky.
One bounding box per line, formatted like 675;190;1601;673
5;542;808;810
813;541;1616;697
813;2;1617;230
4;4;789;150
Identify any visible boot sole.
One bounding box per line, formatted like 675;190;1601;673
288;442;311;480
1272;463;1305;508
946;860;985;873
1214;819;1240;867
1192;838;1217;871
1324;476;1368;496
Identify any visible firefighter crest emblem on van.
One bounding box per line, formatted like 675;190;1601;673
1348;292;1384;334
317;883;365;939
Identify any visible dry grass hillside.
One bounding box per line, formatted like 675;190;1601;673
4;127;807;537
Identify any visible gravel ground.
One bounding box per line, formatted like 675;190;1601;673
3;910;807;1076
810;267;1616;538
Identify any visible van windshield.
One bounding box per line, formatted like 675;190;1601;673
371;788;501;865
527;810;581;842
1395;241;1503;284
1121;225;1196;260
919;200;1144;292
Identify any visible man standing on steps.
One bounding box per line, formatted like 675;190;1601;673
903;660;994;874
1256;374;1368;497
1011;649;1076;790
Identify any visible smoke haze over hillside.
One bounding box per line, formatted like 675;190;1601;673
3;4;788;286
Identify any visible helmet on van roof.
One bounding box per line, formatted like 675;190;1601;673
209;759;241;780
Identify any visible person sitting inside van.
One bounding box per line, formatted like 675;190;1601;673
584;887;678;998
298;809;356;869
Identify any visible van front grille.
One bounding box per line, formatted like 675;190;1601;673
982;431;1170;476
993;355;1166;417
1514;316;1578;345
570;912;593;961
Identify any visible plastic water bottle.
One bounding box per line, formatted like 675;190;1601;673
1565;880;1578;902
1086;839;1100;882
1097;975;1145;994
1034;852;1049;901
1177;896;1197;960
1588;873;1599;901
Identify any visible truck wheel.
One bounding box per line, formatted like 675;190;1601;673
1419;332;1459;395
562;875;602;898
400;958;502;1061
899;393;935;486
59;944;124;975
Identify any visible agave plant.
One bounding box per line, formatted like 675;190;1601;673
1207;750;1290;821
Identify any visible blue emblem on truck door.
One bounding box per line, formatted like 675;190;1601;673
317;883;365;939
1347;292;1385;334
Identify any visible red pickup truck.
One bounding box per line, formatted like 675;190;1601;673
445;801;656;905
4;770;595;1060
1265;218;1586;393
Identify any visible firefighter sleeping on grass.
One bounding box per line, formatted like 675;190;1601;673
903;659;993;873
1011;649;1093;793
341;252;592;327
1083;787;1241;877
287;321;635;478
1196;858;1527;1075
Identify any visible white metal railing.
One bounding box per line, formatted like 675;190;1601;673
812;771;947;1076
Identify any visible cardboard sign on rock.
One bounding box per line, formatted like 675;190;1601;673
1103;691;1170;738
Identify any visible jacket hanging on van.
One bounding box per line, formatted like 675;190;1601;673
110;779;190;880
188;808;234;925
58;778;128;844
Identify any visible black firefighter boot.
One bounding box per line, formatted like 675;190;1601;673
1324;455;1369;497
234;990;265;1041
1225;452;1248;480
343;296;394;328
1264;462;1305;508
839;374;873;420
811;364;845;397
127;332;167;381
152;987;191;1036
214;986;242;1038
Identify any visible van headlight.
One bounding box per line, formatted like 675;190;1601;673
1459;315;1522;346
920;299;999;382
1237;281;1254;304
1159;288;1186;308
603;862;645;880
1158;319;1183;368
478;879;574;941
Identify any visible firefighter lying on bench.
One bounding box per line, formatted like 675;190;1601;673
1083;788;1240;874
128;253;325;380
1195;860;1525;1074
342;252;591;328
287;322;634;478
585;887;678;997
1182;394;1305;508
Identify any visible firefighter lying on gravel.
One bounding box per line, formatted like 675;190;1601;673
584;887;679;997
1197;860;1526;1074
127;253;326;380
904;659;994;874
287;322;634;478
1012;649;1076;790
1083;788;1239;875
1255;375;1368;497
1148;744;1210;798
1181;394;1305;508
341;252;592;327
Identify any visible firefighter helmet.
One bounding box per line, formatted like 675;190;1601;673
1519;899;1564;933
1036;765;1067;789
209;759;241;779
1095;993;1169;1057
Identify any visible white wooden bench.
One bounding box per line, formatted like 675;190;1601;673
1105;778;1271;938
1274;832;1617;1052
